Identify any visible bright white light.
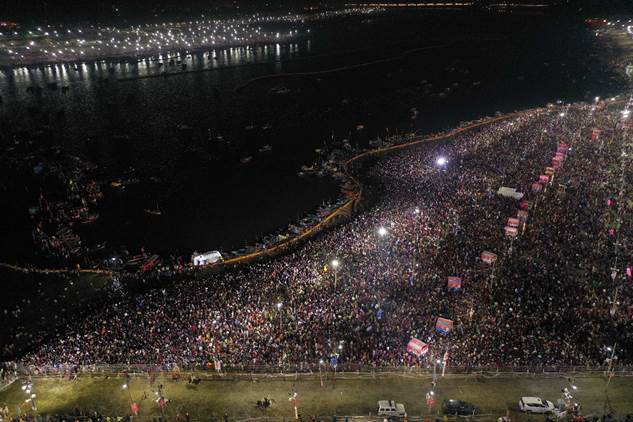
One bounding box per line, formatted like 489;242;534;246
559;112;566;117
378;226;388;237
122;384;128;389
436;157;447;166
595;96;600;103
276;302;282;310
414;207;420;214
331;259;340;268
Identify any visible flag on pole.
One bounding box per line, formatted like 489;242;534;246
517;210;529;221
426;392;436;407
447;276;463;290
406;337;429;357
435;317;453;334
441;350;449;377
538;175;549;184
507;217;520;228
531;183;543;193
519;200;531;210
544;167;555;176
330;356;338;368
481;251;497;264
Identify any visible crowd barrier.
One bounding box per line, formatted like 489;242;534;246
6;361;633;379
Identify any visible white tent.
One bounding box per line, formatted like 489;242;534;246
497;186;524;200
192;251;223;266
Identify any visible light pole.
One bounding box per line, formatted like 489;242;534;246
432;358;441;387
331;259;340;287
318;359;324;388
414;207;422;264
277;302;283;331
123;381;135;415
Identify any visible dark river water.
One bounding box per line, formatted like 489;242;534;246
0;9;626;265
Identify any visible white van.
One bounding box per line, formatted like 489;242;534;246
518;397;556;414
377;400;407;417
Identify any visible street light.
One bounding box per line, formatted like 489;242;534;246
436;157;447;166
378;226;388;237
276;302;283;330
331;259;340;287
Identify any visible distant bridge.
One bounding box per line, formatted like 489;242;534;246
345;2;549;7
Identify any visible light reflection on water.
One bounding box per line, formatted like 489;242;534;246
1;41;307;92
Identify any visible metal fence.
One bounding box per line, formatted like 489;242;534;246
6;362;633;379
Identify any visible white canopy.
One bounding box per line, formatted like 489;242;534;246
497;186;524;200
192;251;223;266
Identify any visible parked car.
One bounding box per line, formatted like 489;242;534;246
441;399;480;416
519;397;556;414
377;400;407;417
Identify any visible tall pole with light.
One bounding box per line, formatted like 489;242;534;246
277;301;283;331
331;259;340;288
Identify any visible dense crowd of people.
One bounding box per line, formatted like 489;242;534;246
12;98;633;372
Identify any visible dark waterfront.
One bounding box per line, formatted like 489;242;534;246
0;10;625;267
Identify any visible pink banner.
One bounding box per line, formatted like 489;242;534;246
406;337;429;356
481;251;497;264
507;217;520;228
505;226;518;237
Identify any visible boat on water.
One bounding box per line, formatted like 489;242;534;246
144;203;162;216
110;178;140;188
80;213;99;224
258;145;272;153
240;156;253;164
269;86;291;95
